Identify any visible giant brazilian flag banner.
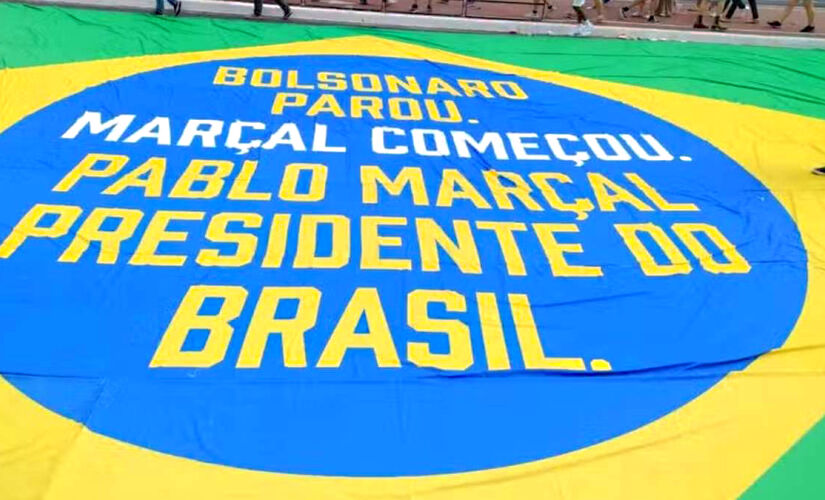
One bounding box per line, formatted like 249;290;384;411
2;4;825;499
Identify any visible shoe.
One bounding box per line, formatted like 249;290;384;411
693;21;708;28
620;6;629;18
410;3;418;11
711;23;727;30
174;0;182;16
578;20;594;35
283;7;292;19
767;20;781;28
812;167;825;176
154;10;163;15
647;14;655;22
801;25;815;32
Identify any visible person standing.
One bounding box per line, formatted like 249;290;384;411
572;0;594;35
254;0;293;20
722;0;758;23
694;0;727;30
155;0;182;15
620;0;656;23
768;0;814;32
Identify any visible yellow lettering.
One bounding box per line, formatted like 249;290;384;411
169;159;233;199
279;163;327;202
150;285;247;368
293;214;350;269
361;165;429;206
672;223;750;274
130;210;204;266
483;170;543;211
476;292;511;371
317;288;401;368
103;157;166;197
407;290;473;371
532;223;602;277
510;293;585;370
227;160;271;201
54;153;128;192
59;207;142;264
196;212;262;267
361;216;411;271
475;221;527;276
416;218;481;274
615;223;691;276
588;172;653;212
237;287;321;368
436;169;492;209
0;204;82;259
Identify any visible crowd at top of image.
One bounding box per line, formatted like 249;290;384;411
153;0;816;36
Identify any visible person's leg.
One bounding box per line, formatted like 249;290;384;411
253;0;263;16
723;0;737;19
770;0;797;26
803;0;815;26
594;0;604;21
275;0;292;18
645;0;656;20
167;0;181;16
621;0;646;18
695;0;709;26
574;4;587;21
702;0;726;28
572;0;593;34
155;0;164;14
746;0;758;19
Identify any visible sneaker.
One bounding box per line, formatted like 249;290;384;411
693;21;708;28
283;7;292;20
812;167;825;176
767;20;781;28
410;3;418;10
711;21;727;30
647;14;655;22
620;6;629;18
580;20;594;35
801;25;815;32
174;0;182;16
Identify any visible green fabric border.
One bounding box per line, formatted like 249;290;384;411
741;415;825;499
2;3;825;120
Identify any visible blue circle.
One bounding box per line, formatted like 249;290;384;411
0;55;806;476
